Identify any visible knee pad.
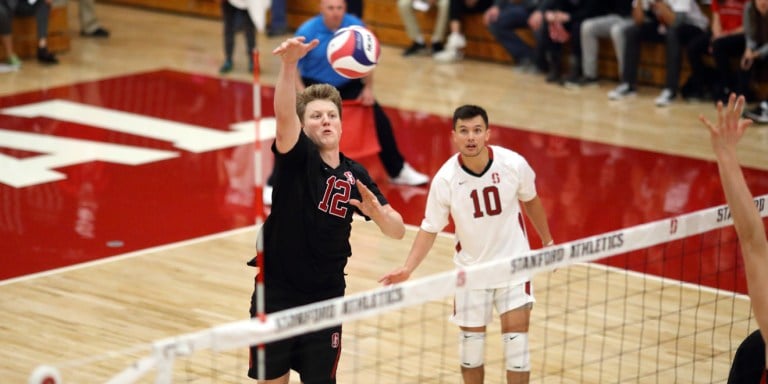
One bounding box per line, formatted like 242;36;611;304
459;331;485;368
503;332;530;372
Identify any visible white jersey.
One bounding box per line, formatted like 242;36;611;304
421;145;537;287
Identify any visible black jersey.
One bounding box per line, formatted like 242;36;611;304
262;132;387;301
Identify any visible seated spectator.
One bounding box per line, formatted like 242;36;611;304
565;0;633;87
483;0;539;71
535;0;604;84
398;0;449;56
14;0;58;64
683;0;747;102
434;0;494;62
218;0;257;74
743;0;768;123
1;0;20;69
607;0;708;107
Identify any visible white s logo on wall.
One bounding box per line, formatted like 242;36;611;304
0;100;275;188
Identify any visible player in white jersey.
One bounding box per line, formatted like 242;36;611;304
380;104;553;384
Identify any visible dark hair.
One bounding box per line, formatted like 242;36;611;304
452;104;489;129
296;83;343;124
749;0;768;44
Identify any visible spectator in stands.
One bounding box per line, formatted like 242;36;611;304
709;0;753;104
534;0;605;84
218;0;257;74
264;0;430;205
698;93;768;383
14;0;58;64
482;0;539;71
78;0;110;38
607;0;709;107
1;0;20;69
683;0;747;102
434;0;494;62
742;0;768;123
398;0;449;56
565;0;633;87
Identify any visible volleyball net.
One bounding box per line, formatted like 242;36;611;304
29;194;768;383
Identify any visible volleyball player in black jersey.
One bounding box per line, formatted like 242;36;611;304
247;36;406;384
700;94;767;384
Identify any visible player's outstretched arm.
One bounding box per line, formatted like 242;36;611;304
379;229;438;285
272;37;319;153
350;181;405;239
699;94;768;343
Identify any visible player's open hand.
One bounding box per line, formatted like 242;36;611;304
379;267;411;286
272;36;319;63
349;181;383;218
698;93;753;158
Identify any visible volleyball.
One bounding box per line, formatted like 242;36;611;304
326;26;380;79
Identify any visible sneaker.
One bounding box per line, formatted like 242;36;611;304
546;67;561;84
444;33;466;51
267;26;290;37
80;27;110;38
7;54;21;69
431;42;444;54
390;163;429;186
654;88;676;107
564;76;598;89
36;47;58;65
607;83;636;100
745;101;768;124
433;48;462;63
402;42;427;57
219;59;233;74
513;57;537;74
262;185;273;206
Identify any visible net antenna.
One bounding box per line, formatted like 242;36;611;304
252;48;265;226
29;194;768;383
250;47;268;380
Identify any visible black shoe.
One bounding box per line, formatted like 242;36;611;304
267;26;290;37
431;42;444;54
745;102;768;124
402;42;427;56
37;47;58;65
546;67;561;84
81;27;110;38
564;76;598;88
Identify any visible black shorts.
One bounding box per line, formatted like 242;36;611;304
248;286;344;383
248;325;342;383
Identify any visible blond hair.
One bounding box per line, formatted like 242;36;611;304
296;83;343;124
